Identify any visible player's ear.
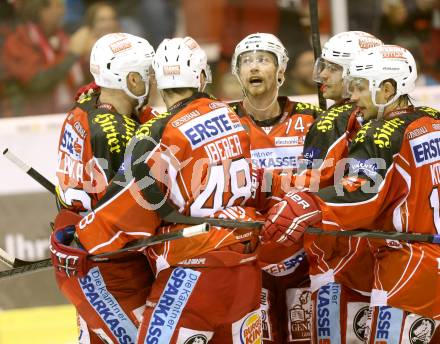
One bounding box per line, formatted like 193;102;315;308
277;69;285;86
382;80;396;101
126;72;144;95
126;72;138;88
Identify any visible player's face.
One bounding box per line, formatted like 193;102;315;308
237;51;279;97
318;60;344;101
348;78;378;120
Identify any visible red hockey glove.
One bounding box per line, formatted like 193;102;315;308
74;81;100;101
53;209;83;231
261;191;322;246
50;225;89;278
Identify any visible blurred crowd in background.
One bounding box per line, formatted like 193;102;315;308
0;0;439;117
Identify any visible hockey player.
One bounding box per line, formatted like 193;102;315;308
263;31;383;343
304;31;382;186
262;44;440;343
229;32;322;343
299;31;383;344
52;32;155;343
51;36;263;343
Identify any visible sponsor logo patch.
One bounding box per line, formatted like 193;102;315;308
302;146;321;161
163;65;180;76
109;38;132;54
251;147;302;170
262;250;306;276
179;108;244;149
373;118;405;148
409;317;435;344
316;104;352;133
73;121;87;139
349;159;379;178
374;306;404;343
316;283;341;344
79;267;137;344
260;288;272;341
238;311;262;344
358;37;382;49
353;306;369;341
183;334;208;344
184;37;199;50
287;288;312;341
382;46;405;59
171;110;201;128
208;101;227;110
274;136;303;146
60;123;84;160
146;268;200;344
178;258;206;265
406;126;427;140
90;64;100;75
410;130;440;167
385;239;403;249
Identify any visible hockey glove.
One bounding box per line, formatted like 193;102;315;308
74;81;100;101
261;191;322;246
50;225;89;278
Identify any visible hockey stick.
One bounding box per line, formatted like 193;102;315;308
5;150;440;243
161;213;440;244
309;0;327;110
3;148;56;194
0;223;209;279
306;227;440;244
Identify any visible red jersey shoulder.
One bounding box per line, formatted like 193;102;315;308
163;97;245;149
288;97;324;119
59;106;90;162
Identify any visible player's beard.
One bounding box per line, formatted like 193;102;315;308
246;79;278;104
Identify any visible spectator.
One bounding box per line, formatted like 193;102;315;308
84;1;119;39
282;48;316;95
378;0;419;49
414;0;440;83
79;1;120;82
0;0;22;108
1;0;92;117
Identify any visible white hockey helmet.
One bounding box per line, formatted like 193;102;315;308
153;37;211;90
346;44;417;110
90;33;155;100
231;33;289;80
313;31;383;82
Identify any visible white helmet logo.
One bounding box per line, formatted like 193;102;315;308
163;65;181;76
109;38;132;54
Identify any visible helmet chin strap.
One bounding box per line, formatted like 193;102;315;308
123;78;150;114
371;88;400;120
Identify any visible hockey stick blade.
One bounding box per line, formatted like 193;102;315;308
0;223;209;280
